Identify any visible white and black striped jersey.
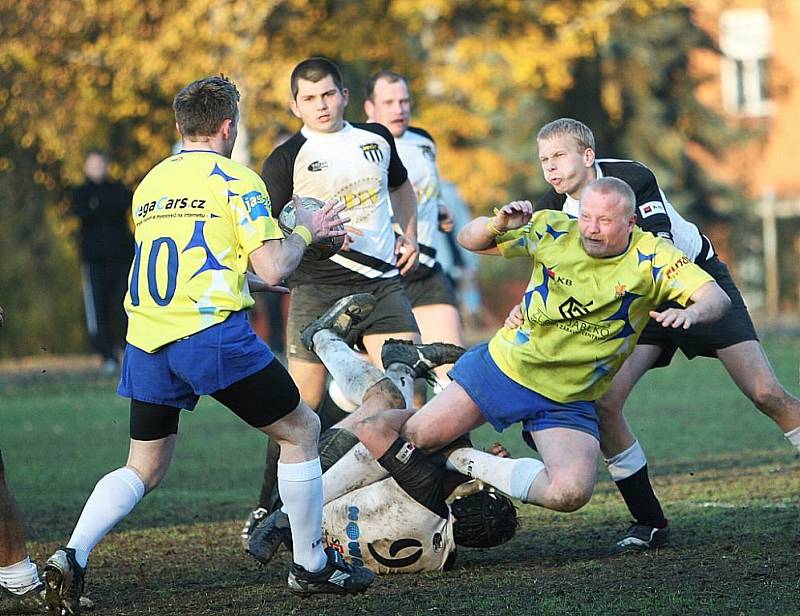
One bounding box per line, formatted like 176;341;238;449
322;476;455;575
535;159;714;263
393;127;442;279
261;122;408;285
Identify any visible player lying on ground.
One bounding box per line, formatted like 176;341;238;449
246;294;518;573
282;178;731;520
532;117;800;553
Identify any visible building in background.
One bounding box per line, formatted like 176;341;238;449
692;0;800;316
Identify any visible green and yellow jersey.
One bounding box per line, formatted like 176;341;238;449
488;210;713;403
125;150;283;353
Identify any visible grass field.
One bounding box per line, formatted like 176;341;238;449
2;336;799;615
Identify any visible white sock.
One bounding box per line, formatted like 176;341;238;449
605;440;647;482
784;426;800;452
446;448;545;500
67;467;145;568
322;443;389;504
384;363;415;407
0;556;41;595
312;331;383;405
278;458;326;573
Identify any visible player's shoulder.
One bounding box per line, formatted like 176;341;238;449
597;158;656;188
406;126;436;145
268;132;306;162
351;121;394;144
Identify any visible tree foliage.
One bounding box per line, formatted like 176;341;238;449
0;0;737;356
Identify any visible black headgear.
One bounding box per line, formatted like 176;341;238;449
451;490;518;548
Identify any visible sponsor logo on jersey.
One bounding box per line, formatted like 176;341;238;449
307;160;328;172
615;284;627;298
360;142;383;163
664;255;691;279
368;539;424;568
135;196;206;218
558;297;593;320
418;144;435;161
638;201;666;218
241;190;270;221
545;267;572;286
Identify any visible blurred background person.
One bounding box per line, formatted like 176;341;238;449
70;151;133;375
434;180;485;332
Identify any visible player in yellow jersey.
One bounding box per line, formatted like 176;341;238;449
313;178;731;517
43;76;374;615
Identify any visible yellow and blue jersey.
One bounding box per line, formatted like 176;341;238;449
125;150;283;353
488;210;714;403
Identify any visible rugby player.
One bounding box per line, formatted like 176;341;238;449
364;70;464;391
304;178;731;518
247;297;517;573
527;118;800;552
42;76;374;615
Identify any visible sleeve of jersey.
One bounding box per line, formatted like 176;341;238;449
629;166;673;242
653;242;714;307
369;123;408;189
495;212;547;258
261;148;294;217
233;174;284;256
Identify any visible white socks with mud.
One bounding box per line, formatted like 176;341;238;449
67;466;145;568
0;557;41;595
605;440;647;482
785;426;800;452
445;448;545;501
278;458;326;573
322;443;389;505
383;363;415;407
312;331;383;406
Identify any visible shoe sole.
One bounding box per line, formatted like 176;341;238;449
289;584;371;596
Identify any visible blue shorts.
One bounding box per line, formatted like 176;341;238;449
117;311;273;410
449;343;599;441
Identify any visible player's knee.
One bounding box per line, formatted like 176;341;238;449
595;395;624;421
274;403;321;448
401;423;440;452
362;377;406;410
748;380;788;415
546;478;593;512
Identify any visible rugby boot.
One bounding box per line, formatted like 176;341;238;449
247;509;293;565
381;339;465;379
288;547;375;596
239;507;269;551
43;547;85;616
300;294;376;352
0;582;95;614
609;522;671;555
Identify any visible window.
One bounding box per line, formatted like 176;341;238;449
719;9;772;117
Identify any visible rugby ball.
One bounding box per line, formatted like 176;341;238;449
278;196;345;260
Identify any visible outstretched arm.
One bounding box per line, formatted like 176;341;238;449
457;200;533;255
650;280;730;329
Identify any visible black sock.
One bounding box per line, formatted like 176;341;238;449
377;438;448;519
257;438;281;510
318;428;360;472
615;465;667;528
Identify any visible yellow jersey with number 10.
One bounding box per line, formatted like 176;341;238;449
488;210;714;403
124;150;283;353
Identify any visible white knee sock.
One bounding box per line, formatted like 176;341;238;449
322;443;389;504
384;363;415;407
67;467;145;568
278;458;327;573
312;331;383;405
784;426;800;452
605;440;647;482
0;556;41;594
445;448;545;500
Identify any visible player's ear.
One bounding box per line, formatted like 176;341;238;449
342;87;350;107
583;147;595;167
364;97;374;120
220;118;233;140
289;98;301;119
